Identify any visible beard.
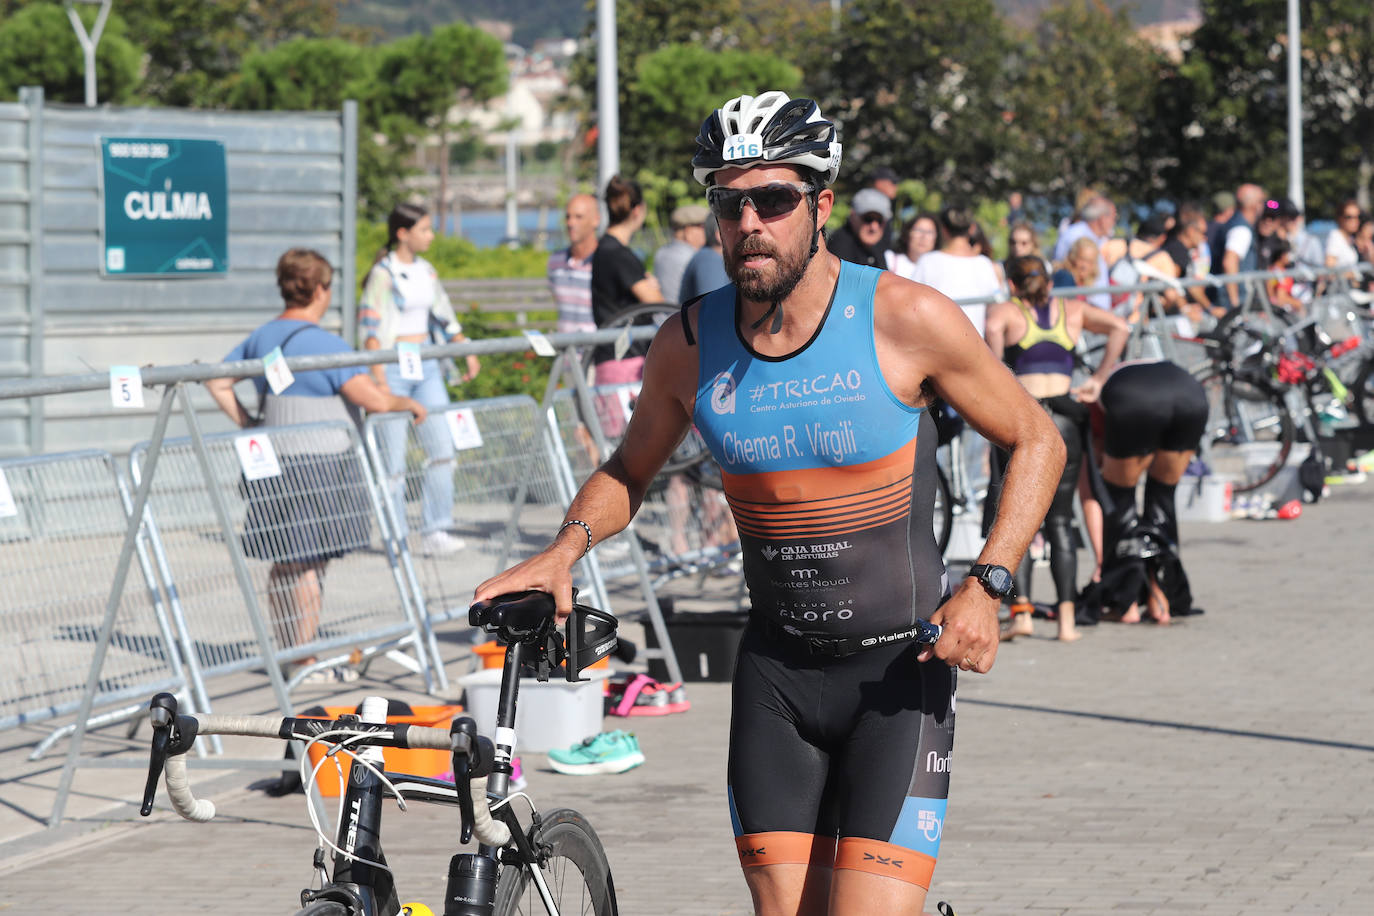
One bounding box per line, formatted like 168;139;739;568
725;231;811;303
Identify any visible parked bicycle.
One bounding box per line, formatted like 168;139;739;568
140;590;620;916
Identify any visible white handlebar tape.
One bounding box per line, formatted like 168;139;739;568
469;777;512;847
163;755;216;822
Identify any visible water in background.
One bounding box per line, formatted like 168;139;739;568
446;209;566;250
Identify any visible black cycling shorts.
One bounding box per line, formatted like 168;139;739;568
727;625;956;889
1100;361;1208;458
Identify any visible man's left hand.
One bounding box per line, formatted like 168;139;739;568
917;579;1001;674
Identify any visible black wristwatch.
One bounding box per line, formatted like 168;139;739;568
968;563;1014;599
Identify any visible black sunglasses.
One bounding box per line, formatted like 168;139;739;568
706;182;811;221
858;211;887;225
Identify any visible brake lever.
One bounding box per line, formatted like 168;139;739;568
451;717;478;845
140;693;179;816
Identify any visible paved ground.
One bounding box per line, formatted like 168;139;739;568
2;481;1372;914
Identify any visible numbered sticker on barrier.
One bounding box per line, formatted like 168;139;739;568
234;433;282;481
263;346;295;394
445;408;484;451
0;468;17;518
397;342;424;381
109;365;145;408
523;329;557;358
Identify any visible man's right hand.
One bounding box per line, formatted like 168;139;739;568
403;398;427;423
474;546;581;622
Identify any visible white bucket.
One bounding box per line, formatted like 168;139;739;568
458;668;610;753
1176;475;1232;523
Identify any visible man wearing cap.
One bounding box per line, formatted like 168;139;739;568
828;187;892;268
653;204;710;303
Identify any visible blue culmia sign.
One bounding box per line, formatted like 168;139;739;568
100;137;228;276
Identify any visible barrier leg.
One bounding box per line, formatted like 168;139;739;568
175;383;295;715
49;384;179;828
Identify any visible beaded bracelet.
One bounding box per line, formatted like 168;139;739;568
558;519;593;557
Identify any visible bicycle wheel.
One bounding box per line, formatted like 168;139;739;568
1350;357;1374;427
1196;370;1295;493
933;465;952;555
494;808;617;916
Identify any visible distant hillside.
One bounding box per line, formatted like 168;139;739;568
341;1;1201;47
998;0;1199;27
340;0;590;45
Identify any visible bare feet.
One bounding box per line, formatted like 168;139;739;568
1101;602;1141;623
1001;604;1035;641
1056;603;1082;641
1147;580;1171;625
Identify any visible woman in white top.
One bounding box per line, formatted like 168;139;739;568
359;203;481;556
1327;200;1363;271
884;212;939;279
908;206;1005;335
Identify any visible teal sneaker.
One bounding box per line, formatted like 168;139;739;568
547;730;645;775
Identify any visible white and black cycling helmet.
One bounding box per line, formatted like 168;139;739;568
692;91;842;187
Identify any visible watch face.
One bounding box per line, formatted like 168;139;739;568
985;566;1013;595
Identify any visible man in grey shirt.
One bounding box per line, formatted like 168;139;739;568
653;204;708;303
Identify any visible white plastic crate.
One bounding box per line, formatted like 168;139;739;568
459;668;610;753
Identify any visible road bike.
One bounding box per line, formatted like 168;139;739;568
140;590;621;916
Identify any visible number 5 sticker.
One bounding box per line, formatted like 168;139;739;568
109;365;145;408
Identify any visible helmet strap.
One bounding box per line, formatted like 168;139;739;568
749;300;784;334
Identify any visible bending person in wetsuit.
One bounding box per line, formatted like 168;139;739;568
475;90;1065;916
1093;361;1209;624
984;254;1128;641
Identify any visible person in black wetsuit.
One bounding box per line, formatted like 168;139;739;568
1090;360;1209;623
984;255;1128;641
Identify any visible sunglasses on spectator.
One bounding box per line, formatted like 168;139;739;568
858;211;887;225
706;182;810;221
1342;211;1361;220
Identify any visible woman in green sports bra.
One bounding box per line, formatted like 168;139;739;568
983;255;1129;642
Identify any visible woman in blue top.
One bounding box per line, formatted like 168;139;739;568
207;249;424;682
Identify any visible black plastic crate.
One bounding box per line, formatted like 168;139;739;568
643;608;750;682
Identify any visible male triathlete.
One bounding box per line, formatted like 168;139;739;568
476;91;1064;915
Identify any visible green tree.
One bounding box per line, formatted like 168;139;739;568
630;43;801;205
115;0;347;107
816;0;1015;200
0;3;142;104
1007;1;1171;201
570;0;820;184
1169;0;1374;216
1302;1;1374;212
371;22;507;227
1165;0;1291;206
228;36;409;220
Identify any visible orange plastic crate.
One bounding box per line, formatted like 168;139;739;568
302;704;463;797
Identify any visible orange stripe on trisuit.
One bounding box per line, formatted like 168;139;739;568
834;837;936;888
731;503;913;539
735;832;837;869
721;439;918;505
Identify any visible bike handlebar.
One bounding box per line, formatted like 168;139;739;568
142;698;511;847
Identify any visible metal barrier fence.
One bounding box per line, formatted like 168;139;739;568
548;382;744;597
0;450;189;743
2;264;1368;826
363;396;579;686
129;419;432;696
